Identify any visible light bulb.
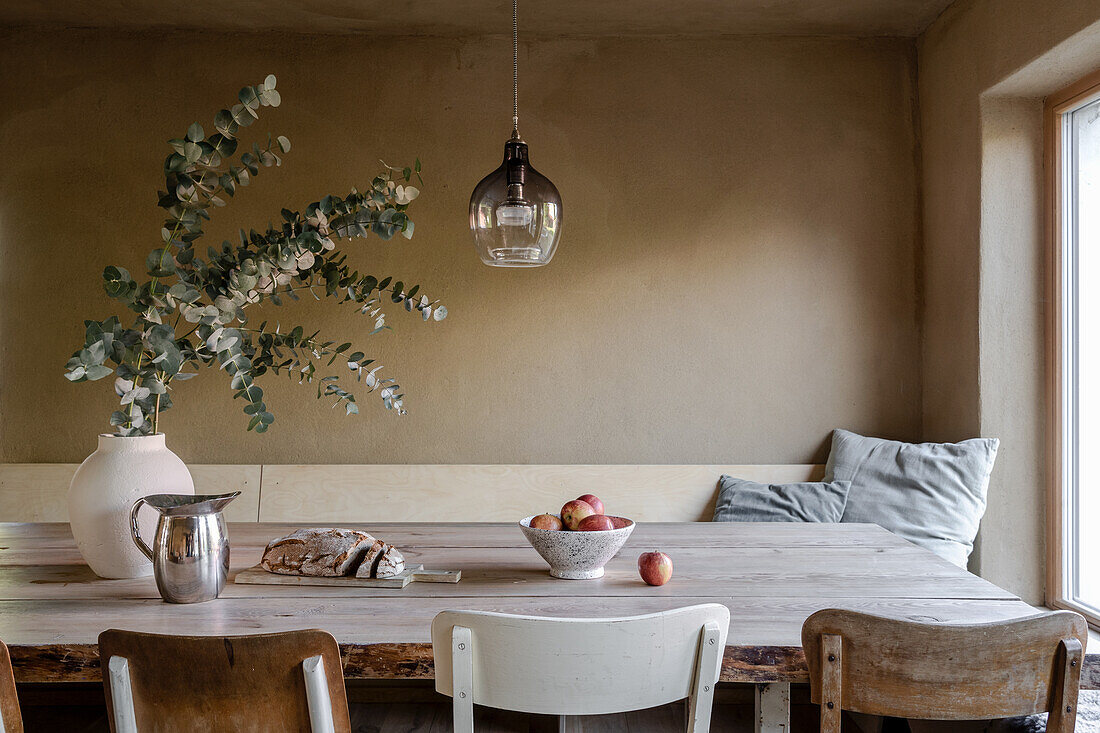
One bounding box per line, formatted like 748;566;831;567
495;200;535;227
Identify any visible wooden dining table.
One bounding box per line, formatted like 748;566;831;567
0;521;1095;732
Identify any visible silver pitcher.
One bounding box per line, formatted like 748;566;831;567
130;492;240;604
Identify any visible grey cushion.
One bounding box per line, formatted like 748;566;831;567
825;428;999;566
712;476;851;523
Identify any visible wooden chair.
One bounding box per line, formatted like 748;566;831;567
802;609;1089;733
98;628;351;733
0;640;23;733
431;603;730;733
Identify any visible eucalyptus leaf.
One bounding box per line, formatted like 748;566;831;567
239;86;260;110
214;109;238;137
85;364;114;381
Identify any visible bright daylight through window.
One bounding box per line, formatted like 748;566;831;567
1059;89;1100;621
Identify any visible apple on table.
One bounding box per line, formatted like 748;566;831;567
638;551;673;586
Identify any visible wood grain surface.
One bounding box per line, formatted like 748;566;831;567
258;464;823;522
0;464;262;523
802;609;1088;724
0;521;1093;688
98;628;352;733
0;463;823;524
233;565;462;588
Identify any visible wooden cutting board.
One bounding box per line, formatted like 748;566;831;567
234;564;461;589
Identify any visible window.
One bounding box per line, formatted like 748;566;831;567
1048;69;1100;627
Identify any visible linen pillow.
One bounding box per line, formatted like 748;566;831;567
712;476;851;523
825;428;999;567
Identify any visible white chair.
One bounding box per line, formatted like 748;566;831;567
431;603;731;732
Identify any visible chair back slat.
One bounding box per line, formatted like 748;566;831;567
1049;638;1085;733
802;610;1088;724
107;657;137;733
99;629;350;733
302;654;337;733
432;604;730;718
819;634;843;731
0;641;20;733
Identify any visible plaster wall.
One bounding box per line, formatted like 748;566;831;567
919;0;1100;602
0;31;923;468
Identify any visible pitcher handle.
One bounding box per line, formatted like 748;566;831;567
129;498;154;562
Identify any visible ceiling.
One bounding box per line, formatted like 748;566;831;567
0;0;957;38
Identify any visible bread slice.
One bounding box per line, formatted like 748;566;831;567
261;528;377;576
374;545;406;579
353;542;407;579
352;540;386;578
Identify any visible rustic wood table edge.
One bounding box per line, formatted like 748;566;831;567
1;521;1096;692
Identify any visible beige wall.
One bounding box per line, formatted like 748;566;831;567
919;0;1100;602
0;30;923;467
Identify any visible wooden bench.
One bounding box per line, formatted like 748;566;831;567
0;464;822;523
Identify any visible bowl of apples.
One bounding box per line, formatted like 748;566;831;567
519;494;635;579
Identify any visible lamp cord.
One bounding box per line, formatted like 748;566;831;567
512;0;519;137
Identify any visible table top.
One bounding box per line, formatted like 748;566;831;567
0;521;1092;686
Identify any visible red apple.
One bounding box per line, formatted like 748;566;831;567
576;494;605;515
638;551;673;586
577;514;615;532
607;516;632;529
529;513;563;531
560;499;596;530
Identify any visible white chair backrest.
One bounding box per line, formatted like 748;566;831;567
431;604;730;723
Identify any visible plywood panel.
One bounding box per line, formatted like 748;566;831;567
0;464;261;523
0;520;911;552
0;464;76;523
258;464;823;523
190;465;263;523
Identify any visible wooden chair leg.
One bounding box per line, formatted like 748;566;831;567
1048;637;1083;733
687;621;722;733
107;656;138;733
302;654;336;733
452;626;475;733
819;634;843;733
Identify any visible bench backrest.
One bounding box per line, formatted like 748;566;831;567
0;463;821;523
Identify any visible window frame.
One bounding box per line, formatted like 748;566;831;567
1046;68;1100;628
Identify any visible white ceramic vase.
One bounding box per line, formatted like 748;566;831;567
68;433;195;579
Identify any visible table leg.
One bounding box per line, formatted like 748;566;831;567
755;682;791;733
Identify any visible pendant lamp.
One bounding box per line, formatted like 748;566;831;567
469;0;562;267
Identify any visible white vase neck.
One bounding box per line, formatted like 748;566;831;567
97;433;168;453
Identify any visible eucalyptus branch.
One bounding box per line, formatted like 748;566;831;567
64;77;442;435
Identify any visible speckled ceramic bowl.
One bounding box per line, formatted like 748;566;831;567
519;515;635;579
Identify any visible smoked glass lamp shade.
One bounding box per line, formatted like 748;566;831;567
469;138;562;267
